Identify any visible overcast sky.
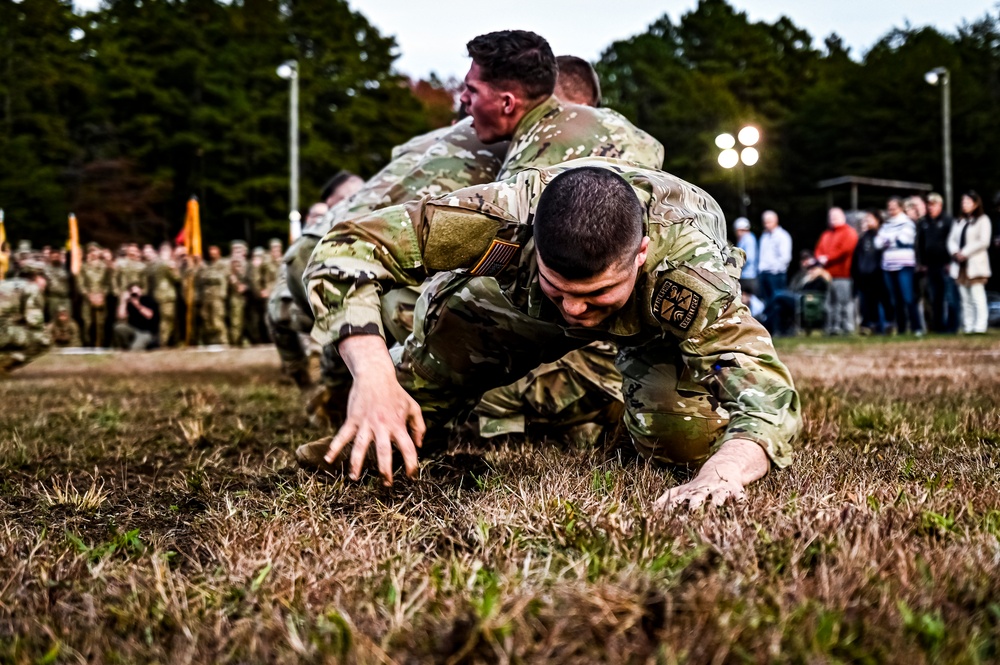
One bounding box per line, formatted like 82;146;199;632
73;0;996;80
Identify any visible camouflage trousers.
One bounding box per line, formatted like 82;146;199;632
200;298;227;345
384;274;728;465
228;297;245;346
158;301;176;347
80;301;107;347
0;325;51;373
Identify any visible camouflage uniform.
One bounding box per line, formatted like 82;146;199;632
267;117;507;382
0;273;51;372
477;96;665;440
147;259;180;346
227;258;249;346
44;262;72;322
48;308;82;347
196;259;229;345
77;256;110;346
305;158;800;468
113;258;146;297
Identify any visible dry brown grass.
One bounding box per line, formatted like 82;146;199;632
1;338;999;663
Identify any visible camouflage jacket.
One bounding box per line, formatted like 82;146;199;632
77;260;110;299
0;279;46;330
113;258;147;296
147;260;180;303
196;260;229;300
45;265;72;299
304;158;800;467
498;96;665;179
302;118;508;240
49;317;81;346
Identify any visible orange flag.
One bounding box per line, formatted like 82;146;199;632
184;196;202;258
68;212;82;275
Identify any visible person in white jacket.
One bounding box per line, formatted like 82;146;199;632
948;191;993;333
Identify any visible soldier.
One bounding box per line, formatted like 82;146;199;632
266;125;508;391
227;254;250;346
44;250;72;322
148;243;180;346
301;160;801;510
113;243;146;320
196;245;228;345
0;260;51;373
77;243;111;346
48;305;81;347
553;54;602;107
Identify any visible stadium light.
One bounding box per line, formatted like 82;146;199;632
716;125;762;216
925;67;952;215
277;60;299;231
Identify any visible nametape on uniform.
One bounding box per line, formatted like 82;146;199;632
654;278;702;330
469;239;520;277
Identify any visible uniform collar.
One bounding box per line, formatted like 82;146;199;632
509;96;561;147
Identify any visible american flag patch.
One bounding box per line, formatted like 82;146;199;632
469;239;520;277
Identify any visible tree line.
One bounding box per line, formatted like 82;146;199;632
3;0;999;250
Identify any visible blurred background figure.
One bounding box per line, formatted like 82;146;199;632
733;217;758;297
757;210;793;324
918;193;959;333
113;282;159;351
814;207;858;335
853;210;893;335
876;197;923;335
949;191;992;334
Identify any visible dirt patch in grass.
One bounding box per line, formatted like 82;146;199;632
2;340;999;663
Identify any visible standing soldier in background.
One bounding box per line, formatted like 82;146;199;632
44;250;72;322
0;261;50;373
113;244;147;320
196;245;228;345
227;255;250;346
48;305;81;348
246;247;268;343
78;243;110;346
148;243;180;346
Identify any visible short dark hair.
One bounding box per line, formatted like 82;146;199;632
534;167;643;279
555;55;601;107
320;170;359;202
466;30;556;100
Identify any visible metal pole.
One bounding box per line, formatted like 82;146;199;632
850;183;858;212
942;70;952;217
289;61;299;223
738;164;747;217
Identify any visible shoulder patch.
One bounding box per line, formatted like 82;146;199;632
469;239;520;277
653;279;702;330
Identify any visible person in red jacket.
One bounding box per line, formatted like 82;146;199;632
814;207;859;335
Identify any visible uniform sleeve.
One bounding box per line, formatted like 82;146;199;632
304;178;528;349
650;233;801;467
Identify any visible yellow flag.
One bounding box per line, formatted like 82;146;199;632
68;212;82;275
184;196;202;258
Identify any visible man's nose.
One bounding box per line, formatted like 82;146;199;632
562;297;587;317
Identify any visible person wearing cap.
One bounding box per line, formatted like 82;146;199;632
44;250;72;323
195;245;228;345
227;253;250;346
733;217;758;296
0;260;51;372
917;192;959;333
78;242;111;347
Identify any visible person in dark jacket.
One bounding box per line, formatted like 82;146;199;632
853;210;894;334
917;192;959;332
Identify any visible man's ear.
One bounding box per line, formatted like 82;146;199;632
500;91;518;116
635;236;651;268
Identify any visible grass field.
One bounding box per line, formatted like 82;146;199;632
2;337;999;663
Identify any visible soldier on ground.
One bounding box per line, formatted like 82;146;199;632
0;260;51;373
302;161;801;510
48;305;82;348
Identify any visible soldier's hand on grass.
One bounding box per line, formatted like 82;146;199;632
325;334;425;485
654;438;769;511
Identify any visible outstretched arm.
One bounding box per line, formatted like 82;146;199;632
322;335;424;485
654;439;769;510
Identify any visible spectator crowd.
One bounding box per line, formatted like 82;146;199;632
733;190;996;337
1;234;288;351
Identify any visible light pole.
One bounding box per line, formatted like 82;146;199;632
277;60;301;238
716;126;760;217
925;66;952;216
